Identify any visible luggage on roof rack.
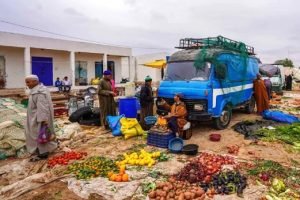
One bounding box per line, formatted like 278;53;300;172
176;35;255;55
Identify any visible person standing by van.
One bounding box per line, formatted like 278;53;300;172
264;75;272;100
139;76;154;129
254;74;269;114
286;74;293;91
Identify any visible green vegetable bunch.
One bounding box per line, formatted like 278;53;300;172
66;156;118;180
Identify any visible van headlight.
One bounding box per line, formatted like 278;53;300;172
194;104;204;111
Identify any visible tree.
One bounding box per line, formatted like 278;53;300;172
274;58;294;67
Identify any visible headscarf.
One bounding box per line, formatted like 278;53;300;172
104;70;112;75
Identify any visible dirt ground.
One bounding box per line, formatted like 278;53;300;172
1;92;300;200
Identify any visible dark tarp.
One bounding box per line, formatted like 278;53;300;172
232;120;281;140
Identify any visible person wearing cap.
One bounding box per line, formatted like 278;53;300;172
254;74;269;115
25;75;57;161
98;70;116;129
160;93;188;137
139;75;154;129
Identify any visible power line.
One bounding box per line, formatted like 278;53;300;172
0;19;174;50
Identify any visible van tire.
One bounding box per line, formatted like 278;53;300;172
245;96;256;114
213;105;232;130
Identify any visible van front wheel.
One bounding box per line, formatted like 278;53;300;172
213;105;232;130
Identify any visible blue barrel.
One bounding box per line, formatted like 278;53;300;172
119;97;138;118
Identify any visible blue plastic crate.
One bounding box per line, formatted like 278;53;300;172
147;131;175;148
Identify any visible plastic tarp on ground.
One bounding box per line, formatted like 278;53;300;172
262;110;300;124
217;53;258;82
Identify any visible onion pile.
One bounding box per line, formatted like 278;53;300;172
148;177;205;200
177;162;205;183
194;152;236;183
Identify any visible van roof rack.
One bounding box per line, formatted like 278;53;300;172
176;35;255;55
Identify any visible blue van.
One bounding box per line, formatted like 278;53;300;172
157;36;259;129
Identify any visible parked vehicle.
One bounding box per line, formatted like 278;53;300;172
259;64;285;94
156;36;259;129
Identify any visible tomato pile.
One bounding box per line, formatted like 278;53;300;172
66;156;118;180
196;152;235;182
47;151;87;168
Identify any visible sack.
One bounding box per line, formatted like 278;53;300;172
262;110;300;124
37;124;52;144
107;115;124;136
120;118;145;139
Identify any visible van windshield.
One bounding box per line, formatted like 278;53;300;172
164;61;211;81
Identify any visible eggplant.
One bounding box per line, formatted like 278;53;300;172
237;186;244;197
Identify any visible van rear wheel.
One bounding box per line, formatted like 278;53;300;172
213;105;232;130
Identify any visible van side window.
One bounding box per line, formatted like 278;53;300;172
214;63;227;79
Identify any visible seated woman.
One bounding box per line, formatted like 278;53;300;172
160;93;188;137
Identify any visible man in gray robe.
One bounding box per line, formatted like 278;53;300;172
25;75;57;161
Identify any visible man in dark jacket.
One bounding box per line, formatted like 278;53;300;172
139;76;153;129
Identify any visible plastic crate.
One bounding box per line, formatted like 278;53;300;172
147;131;175;148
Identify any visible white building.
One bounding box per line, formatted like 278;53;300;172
0;31;133;89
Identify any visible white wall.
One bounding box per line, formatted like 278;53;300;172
107;55;122;83
135;52;168;82
0;31;132;57
31;48;71;85
0;46;25;88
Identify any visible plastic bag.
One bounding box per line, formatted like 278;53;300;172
120;118;145;139
37;124;52;144
107;115;124;136
262;110;300;124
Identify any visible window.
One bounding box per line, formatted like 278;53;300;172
75;61;88;86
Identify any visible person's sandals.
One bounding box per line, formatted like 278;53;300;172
29;152;49;162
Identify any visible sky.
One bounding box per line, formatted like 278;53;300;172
0;0;299;66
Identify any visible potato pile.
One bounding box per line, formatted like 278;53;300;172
148;177;205;200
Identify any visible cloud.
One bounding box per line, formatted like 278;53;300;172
0;0;299;66
64;8;84;16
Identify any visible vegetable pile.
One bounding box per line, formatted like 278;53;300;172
194;152;235;183
107;165;129;182
199;171;247;197
177;153;236;184
116;149;161;168
66;156;118;180
177;162;205;183
148;177;205;200
265;178;300;200
47;151;87;168
255;123;300;150
227;145;240;155
245;159;300;193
